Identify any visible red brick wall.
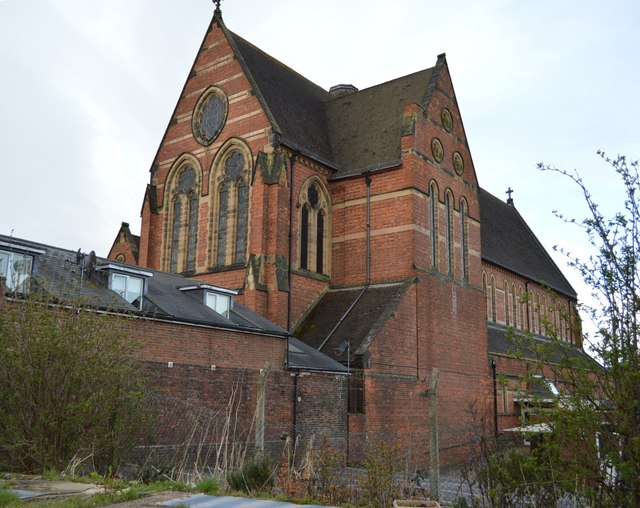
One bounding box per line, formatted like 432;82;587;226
102;312;347;466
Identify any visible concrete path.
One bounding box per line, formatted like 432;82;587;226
160;494;337;507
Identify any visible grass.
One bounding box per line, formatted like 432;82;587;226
0;489;20;508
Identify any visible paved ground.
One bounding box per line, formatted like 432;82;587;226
8;476;102;500
6;477;337;507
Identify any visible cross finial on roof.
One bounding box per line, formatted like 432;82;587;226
213;0;222;17
506;187;514;205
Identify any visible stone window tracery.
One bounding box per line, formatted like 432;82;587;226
211;144;251;268
166;162;200;273
299;179;330;275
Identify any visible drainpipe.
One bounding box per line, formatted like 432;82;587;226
287;153;296;332
292;372;299;442
317;174;372;352
491;357;499;439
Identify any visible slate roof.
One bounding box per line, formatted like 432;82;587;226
0;234;347;374
294;281;413;365
479;188;576;298
227;26;435;178
325;69;433;177
224;22;575;299
487;323;592;366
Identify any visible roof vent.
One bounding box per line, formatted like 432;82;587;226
329;84;358;97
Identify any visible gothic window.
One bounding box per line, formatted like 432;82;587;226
299;179;330;274
211;144;251;267
429;182;439;269
518;285;525;329
482;272;489;320
166;162;200;273
504;280;510;326
490;275;497;323
512;283;518;328
460;198;469;280
445;191;454;275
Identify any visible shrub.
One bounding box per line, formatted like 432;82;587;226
227;453;274;494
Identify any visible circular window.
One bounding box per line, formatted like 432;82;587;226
453;151;464;175
192;87;228;146
441;108;453;133
431;138;444;163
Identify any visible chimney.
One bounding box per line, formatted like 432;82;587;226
329;84;358;97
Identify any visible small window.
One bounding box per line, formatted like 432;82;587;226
205;291;231;318
110;273;143;309
0;250;33;293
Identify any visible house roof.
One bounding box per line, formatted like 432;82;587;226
1;234;348;374
479;188;577;298
294;280;413;365
226;25;435;178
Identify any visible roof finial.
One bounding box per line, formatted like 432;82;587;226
213;0;222;17
506;187;514;205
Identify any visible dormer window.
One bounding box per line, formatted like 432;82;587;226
205;291;231;318
179;283;237;319
0;242;44;294
96;263;153;310
111;273;143;309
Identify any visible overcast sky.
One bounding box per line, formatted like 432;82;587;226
1;0;639;340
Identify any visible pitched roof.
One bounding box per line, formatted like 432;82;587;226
479;188;576;298
0;235;282;333
487;323;591;365
226;26;435;177
325;69;433;178
294;281;413;365
2;234;348;374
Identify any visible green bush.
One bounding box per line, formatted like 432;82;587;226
196;477;219;495
0;296;149;474
227;453;274;494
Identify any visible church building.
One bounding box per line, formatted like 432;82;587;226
109;5;584;465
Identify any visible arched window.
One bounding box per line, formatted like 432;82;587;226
429;182;439;269
518;285;524;329
533;292;540;334
460;198;469;280
490;275;497;323
445;190;454;275
482;272;489;320
165;160;200;273
299;179;330;274
504;280;510;326
512;283;518;328
210;142;251;267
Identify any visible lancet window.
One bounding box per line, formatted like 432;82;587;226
299;179;330;275
166;163;200;273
